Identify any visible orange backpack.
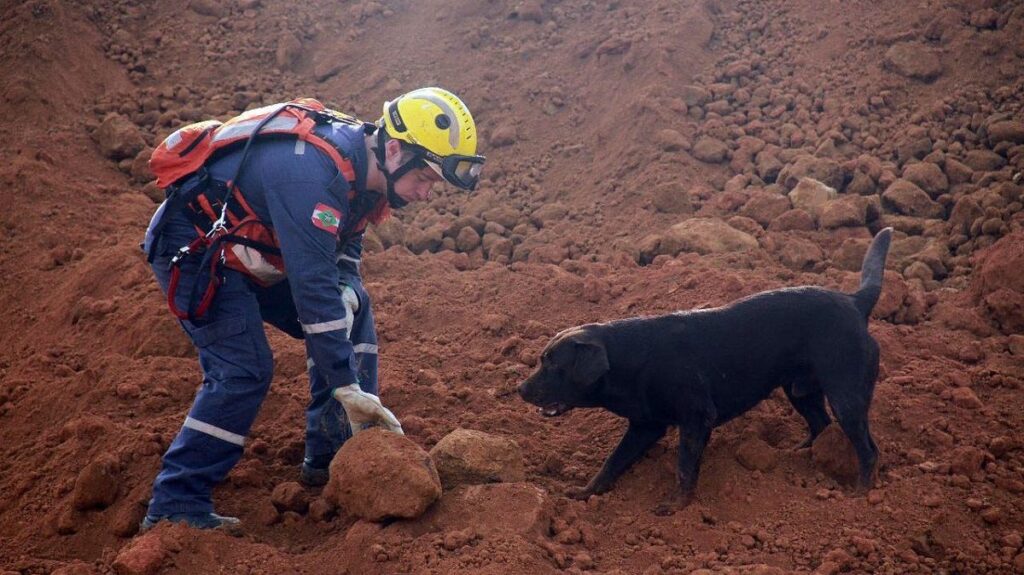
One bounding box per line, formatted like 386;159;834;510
147;99;387;320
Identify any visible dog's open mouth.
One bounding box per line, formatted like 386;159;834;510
540;403;571;417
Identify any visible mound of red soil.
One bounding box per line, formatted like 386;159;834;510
1;0;1023;574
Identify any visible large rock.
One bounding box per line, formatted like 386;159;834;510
735;438;778;471
901;162;949;198
739;191;792;226
662;218;759;255
112;533;167;575
94;114;146;161
963;149;1006;172
691;137;729;163
987;121;1024;146
973;231;1024;334
72;454;120;511
428;428;525;489
819;195;868;229
778;156;844;191
788;177;837;217
881;179;943;218
325;429;442;521
775;235;825;271
884;43;942;82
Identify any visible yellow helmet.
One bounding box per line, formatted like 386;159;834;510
379;87;485;191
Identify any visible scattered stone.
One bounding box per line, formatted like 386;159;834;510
655;128;688;152
949;446;987;479
455;226;481;252
308;497;335;522
112;533;167;575
489;124;518;148
94;114;146;161
963;150;1006;172
778;156;844;190
819;195;868;229
884;43;943;82
271;481;309;513
882;179;943;218
901;162;949;198
776;235;825;271
72;454;120;511
188;0;225;17
788;177;837;216
325;429;441;521
275;33;302;69
691;137;729;163
650;182;694;214
740;192;792;226
769;208;816;232
662;217;759;255
950;387;983;409
428;428;525;489
734;438;778;471
389;483;550;539
987;121;1024;146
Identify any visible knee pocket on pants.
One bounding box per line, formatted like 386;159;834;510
190;316;247;348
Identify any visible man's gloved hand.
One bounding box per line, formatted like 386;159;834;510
332;384;404;436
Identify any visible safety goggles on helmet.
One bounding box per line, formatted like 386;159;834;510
423;153;486;191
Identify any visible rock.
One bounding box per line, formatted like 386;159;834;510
811;424;859;485
312;53;345;82
901;162;948;198
650;182;694;214
963;149;1006;172
949;446;986;479
778;156;845;191
776;235;825;271
94;114;146;161
987;121;1024;146
735;438;778;471
388;483;550;539
51;562;96;575
112;533;166;575
882;179;943;218
253;498;280;526
407;225;444;254
428;428;525;489
950;387;983;409
948;196;984;235
275;33;303;69
884;43;942;82
373;218;405;248
692;137;729;163
530;203;569;228
970;8;999;29
679;85;711;106
455;226;481;252
325;429;441;521
72;454;120;511
662;218;759;255
308;497;335;522
271;481;309;513
832;238;870;271
944;157;974;185
188;0;225;17
788;177;837;217
655;129;688;152
739;192;792;226
130;149;154;184
819;196;868;229
489;124;518;148
769;208;816;232
973;231;1024;333
845;170;877;196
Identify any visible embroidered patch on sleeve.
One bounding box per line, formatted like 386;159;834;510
311;203;342;234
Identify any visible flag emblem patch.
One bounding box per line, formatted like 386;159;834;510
311;203;342;233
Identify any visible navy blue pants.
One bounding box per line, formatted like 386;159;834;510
146;236;378;516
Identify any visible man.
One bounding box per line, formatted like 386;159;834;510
139;87;484;531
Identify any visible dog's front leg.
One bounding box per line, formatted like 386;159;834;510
568;421;667;500
654;424;711;515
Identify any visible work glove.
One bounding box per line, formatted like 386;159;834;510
332;384;404;436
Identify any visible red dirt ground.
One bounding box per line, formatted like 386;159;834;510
1;0;1023;573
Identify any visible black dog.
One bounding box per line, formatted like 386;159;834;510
519;228;893;508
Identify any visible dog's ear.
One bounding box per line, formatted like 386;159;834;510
572;340;609;386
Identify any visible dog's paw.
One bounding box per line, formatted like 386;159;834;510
652;503;678;517
565;487;594;501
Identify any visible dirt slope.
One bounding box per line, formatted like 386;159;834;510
1;0;1023;574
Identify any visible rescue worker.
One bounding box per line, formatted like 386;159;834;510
139;87;484;531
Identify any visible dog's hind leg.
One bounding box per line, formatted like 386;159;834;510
784;383;831;449
570;421;668;500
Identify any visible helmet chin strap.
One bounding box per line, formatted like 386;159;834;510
373;128;415;209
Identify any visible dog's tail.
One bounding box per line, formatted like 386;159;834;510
853;227;893;318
